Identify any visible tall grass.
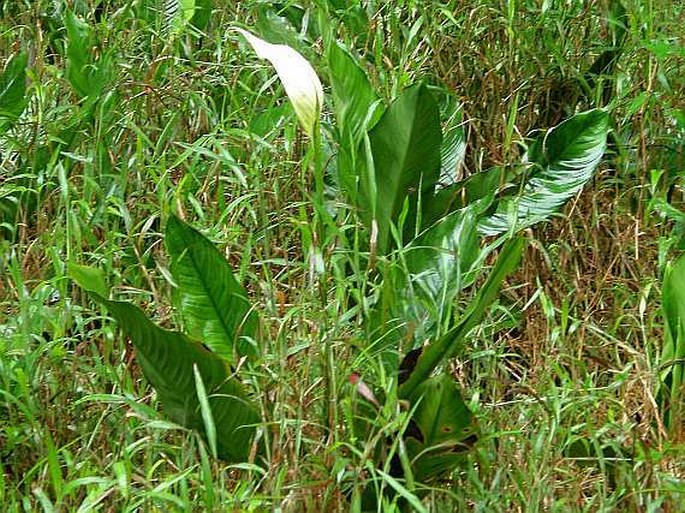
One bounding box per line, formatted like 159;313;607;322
1;0;684;511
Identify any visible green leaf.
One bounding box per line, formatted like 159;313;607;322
405;374;478;481
327;41;381;205
327;40;379;143
479;109;609;235
72;271;260;462
190;0;211;32
0;50;29;134
165;215;258;362
327;39;382;206
399;236;525;399
400;199;487;326
67;263;109;298
193;364;218;459
660;254;685;429
65;10;113;99
368;83;442;253
424;166;508;229
374;469;428;513
164;0;196;37
438;97;466;187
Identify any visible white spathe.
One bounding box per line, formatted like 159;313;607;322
235;28;323;138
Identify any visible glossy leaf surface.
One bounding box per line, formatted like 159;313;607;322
368;83;442;253
399;237;525;399
71;269;260;462
479;109;609;235
400;200;486;324
327;40;379;143
165;215;258;362
327;40;380;204
438;98;466;187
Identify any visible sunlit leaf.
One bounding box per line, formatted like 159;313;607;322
327;40;379;141
399;236;525;398
164;0;196;37
165;215;258;362
399;199;487;330
368;83;442;254
72;269;260;462
479;109;609;235
327;39;381;215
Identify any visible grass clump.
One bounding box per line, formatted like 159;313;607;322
1;0;684;511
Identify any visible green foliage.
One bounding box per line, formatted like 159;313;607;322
400;199;484;318
64;10;113;99
398;237;525;399
0;50;28;134
166;215;258;362
164;0;198;37
404;374;477;482
70;217;262;463
327;40;379;143
190;0;212;32
3;0;683;509
321;34;608;495
367;84;442;254
659;254;685;431
327;40;380;204
479;109;610;235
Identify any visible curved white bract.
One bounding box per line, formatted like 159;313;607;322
235;28;323;138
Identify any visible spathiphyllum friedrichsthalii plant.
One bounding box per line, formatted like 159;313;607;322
325;37;608;506
71;215;262;462
71;18;609;511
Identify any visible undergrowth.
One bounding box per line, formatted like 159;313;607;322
1;0;684;511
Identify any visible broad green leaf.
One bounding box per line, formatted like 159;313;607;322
660;254;685;429
190;0;211;32
72;271;260;462
399;236;525;399
327;40;379;143
368;84;442;254
165;215;258;362
65;10;113;99
236;28;323;138
408;374;475;447
65;9;95;98
438;97;466;187
405;374;477;481
423;166;508;229
67;263;109;298
164;0;196;37
0;51;29;134
479;109;609;235
255;8;305;51
327;40;381;211
399;199;487;328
